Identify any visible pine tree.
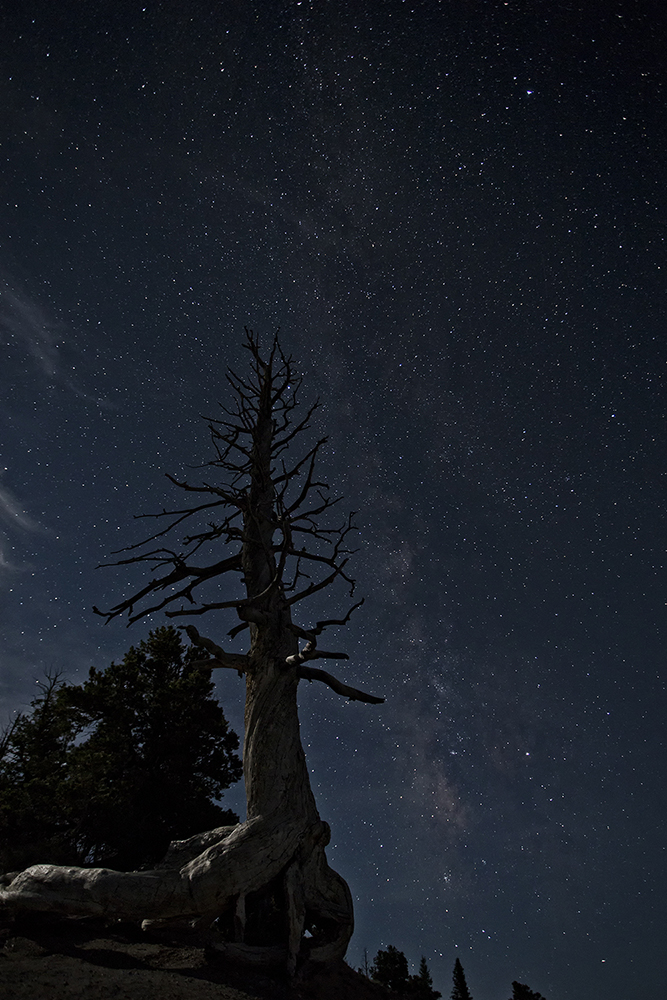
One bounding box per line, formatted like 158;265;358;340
370;945;410;992
451;957;473;1000
0;673;79;872
0;627;242;872
408;955;442;998
510;983;547;1000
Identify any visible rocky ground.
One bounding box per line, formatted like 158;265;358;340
0;914;392;1000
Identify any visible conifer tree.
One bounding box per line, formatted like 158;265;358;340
0;627;242;873
410;955;442;998
510;982;547;1000
370;945;410;992
451;956;473;1000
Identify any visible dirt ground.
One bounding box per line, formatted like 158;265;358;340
0;915;392;1000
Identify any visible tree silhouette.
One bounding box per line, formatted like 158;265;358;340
451;957;473;1000
0;673;77;873
370;945;410;992
367;946;441;997
0;627;241;873
510;983;547;1000
411;955;442;998
0;331;384;976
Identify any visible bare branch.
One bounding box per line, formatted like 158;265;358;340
0;715;21;762
285;649;349;665
285;599;380;701
273;404;321;455
286;560;354;607
297;665;384;704
95;328;361;633
286;604;365;648
180;625;249;676
308;600;366;637
93;552;243;624
164;474;242;506
120;498;232;551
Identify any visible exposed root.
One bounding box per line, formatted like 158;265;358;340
0;815;353;976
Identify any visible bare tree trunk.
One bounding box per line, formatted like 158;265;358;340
208;647;354;971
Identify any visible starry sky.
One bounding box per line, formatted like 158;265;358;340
1;2;665;997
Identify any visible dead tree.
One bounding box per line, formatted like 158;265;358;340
0;331;383;976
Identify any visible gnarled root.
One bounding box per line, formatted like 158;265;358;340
0;815;353;976
207;818;353;975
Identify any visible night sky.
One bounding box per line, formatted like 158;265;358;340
1;2;666;998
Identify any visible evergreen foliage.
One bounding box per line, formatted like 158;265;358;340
370;945;410;992
451;957;473;1000
510;983;547;1000
368;946;440;996
0;627;242;872
411;955;442;998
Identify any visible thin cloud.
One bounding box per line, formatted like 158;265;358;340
0;477;48;575
0;482;47;534
1;280;65;380
0;541;24;574
0;277;115;408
